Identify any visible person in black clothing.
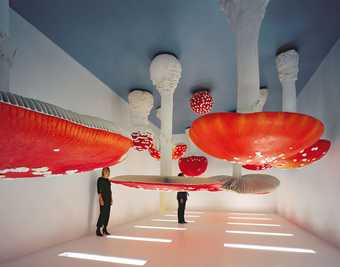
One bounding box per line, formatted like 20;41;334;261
96;167;112;236
177;173;188;224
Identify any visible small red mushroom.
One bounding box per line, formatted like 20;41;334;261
148;145;161;160
179;156;208;176
148;143;187;160
190;91;214;115
172;143;187;160
131;131;153;151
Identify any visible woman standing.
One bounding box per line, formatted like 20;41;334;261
96;167;112;236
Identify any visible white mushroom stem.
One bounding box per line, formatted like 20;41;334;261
150;54;182;177
221;0;270;178
221;0;270;113
159;90;174;175
276;49;299;112
128;90;154;129
253;88;269;112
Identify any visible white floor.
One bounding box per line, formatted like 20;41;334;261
1;211;340;267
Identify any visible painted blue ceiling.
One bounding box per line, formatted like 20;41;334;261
10;0;340;133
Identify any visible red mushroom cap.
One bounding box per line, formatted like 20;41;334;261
0;102;132;178
148;145;161;160
272;139;331;169
190;91;214;115
172;143;187;160
179;156;208;176
242;163;272;171
190;112;324;165
131;131;153;151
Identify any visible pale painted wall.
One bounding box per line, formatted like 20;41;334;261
0;11;160;263
276;37;340;249
162;134;277;212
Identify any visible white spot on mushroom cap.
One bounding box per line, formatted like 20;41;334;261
0;167;30;174
32;167;49;172
53;148;60;152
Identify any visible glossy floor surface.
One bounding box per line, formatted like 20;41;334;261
1;211;340;267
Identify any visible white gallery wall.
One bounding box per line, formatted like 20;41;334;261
276;37;340;249
0;11;160;263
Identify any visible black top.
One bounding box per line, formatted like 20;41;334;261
177;191;188;201
97;177;112;204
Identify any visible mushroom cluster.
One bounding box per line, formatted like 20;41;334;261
148;143;187;160
131;131;153;151
190;91;214;115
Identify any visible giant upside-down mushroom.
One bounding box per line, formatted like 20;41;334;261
111;174;279;194
0;91;132;178
189;112;324;165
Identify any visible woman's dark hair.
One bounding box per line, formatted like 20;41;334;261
102;167;110;177
178;173;184;176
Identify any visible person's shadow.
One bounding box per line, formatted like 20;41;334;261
87;172;98;233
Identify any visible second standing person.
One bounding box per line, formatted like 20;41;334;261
177;173;188;224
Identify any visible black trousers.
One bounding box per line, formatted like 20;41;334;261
96;204;111;228
177;199;187;223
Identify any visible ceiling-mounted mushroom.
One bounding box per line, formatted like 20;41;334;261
179;156;208;176
189;112;324;165
190;90;214;115
0;91;132;178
